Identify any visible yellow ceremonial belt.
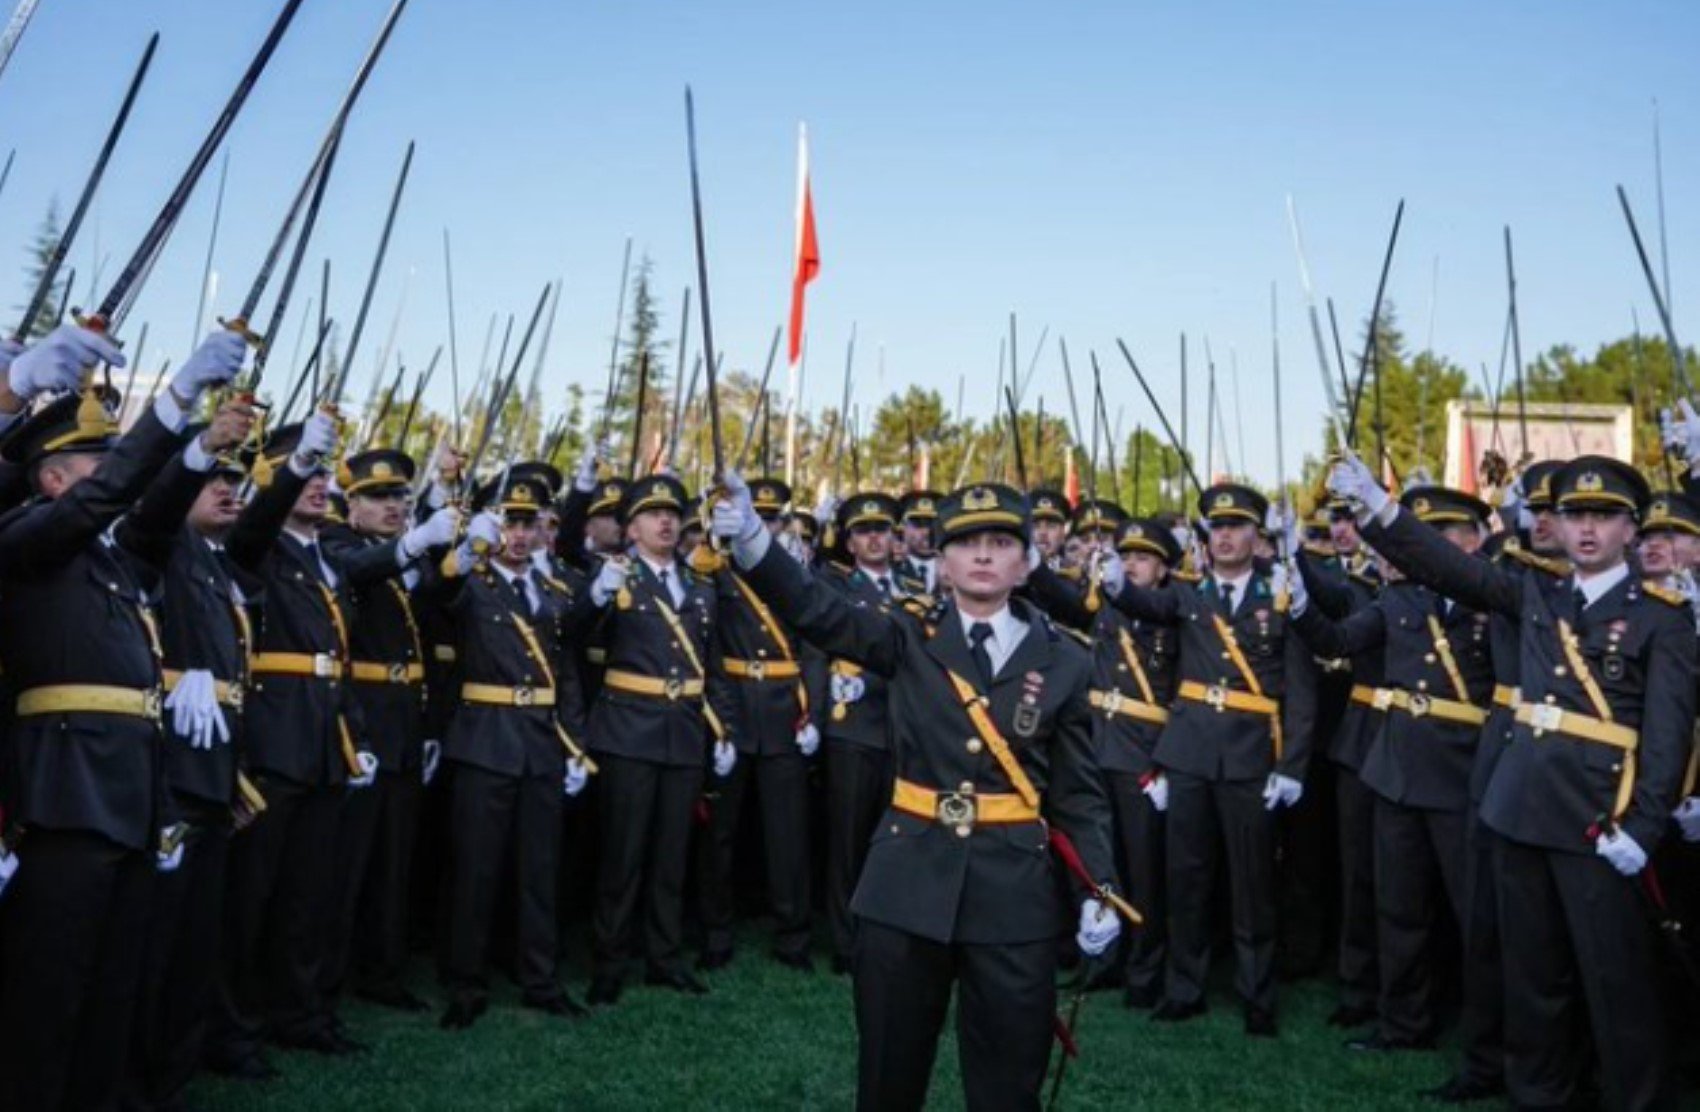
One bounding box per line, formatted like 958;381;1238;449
892;777;1040;832
1087;688;1169;727
16;684;162;721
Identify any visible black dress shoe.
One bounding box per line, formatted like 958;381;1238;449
696;948;734;972
357;984;430;1012
1150;998;1206;1023
830;955;852;976
1123;985;1159;1010
645;966;710;995
1244;1008;1278;1038
773;951;815;974
272;1026;364;1056
1326;1004;1377;1029
204;1051;279;1082
587;976;624;1006
1420;1075;1505;1104
1346;1032;1435;1052
439;997;488;1031
523;991;588;1019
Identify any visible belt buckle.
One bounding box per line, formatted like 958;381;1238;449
746;660;767;681
1102;690;1124;717
937;791;977;837
513;685;536;707
1204;684;1227;711
663;678;684;701
1372;689;1394;712
1528;703;1563;733
388;662;408;684
312;653;334;678
227;685;245;712
143;688;164;722
1407;693;1431;718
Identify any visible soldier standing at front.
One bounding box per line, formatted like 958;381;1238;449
1331;451;1696;1111
712;476;1124;1112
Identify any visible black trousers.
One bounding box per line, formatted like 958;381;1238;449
1106;770;1166;996
1454;817;1505;1085
214;775;342;1054
443;763;562;1001
1372;797;1465;1042
0;829;152;1112
131;804;233;1109
1165;772;1277;1013
1278;750;1336;979
853;919;1056;1112
1334;766;1379;1012
825;742;892;963
593;755;702;977
1495;834;1668;1110
697;748;813;958
325;769;422;996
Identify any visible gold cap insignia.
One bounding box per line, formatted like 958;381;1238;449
1128;524;1144;538
1213;492;1234;510
962;487;997;512
1413;497;1432;516
651;480;669;497
1577;472;1604;493
603;483;620;499
861;499;879;515
373;461;393;479
916;497;935;512
1652;500;1668;517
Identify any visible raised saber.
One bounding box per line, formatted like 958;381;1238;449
84;0;309;334
1346;199;1406;448
331;139;414;402
1116;338;1205;494
248;127;343;392
15;33;156;341
734;324;783;472
684;87;725;478
1617;184;1691;399
0;0;43;90
441;228;464;444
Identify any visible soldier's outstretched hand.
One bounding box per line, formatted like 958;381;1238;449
711;470;761;546
171;330;248;404
1326;450;1388;517
8;322;125;401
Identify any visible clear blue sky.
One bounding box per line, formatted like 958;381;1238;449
2;0;1696;480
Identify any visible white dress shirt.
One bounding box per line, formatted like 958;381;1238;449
957;604;1029;678
1573;561;1630;610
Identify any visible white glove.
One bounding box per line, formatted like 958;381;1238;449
573;439;608;492
1326;451;1389;518
590;557;630;607
712;739;738;778
349;750;379;789
6;323;125;400
1285;560;1309;617
1098;547;1126;595
795;722;820;756
422;739;441;785
156;830;185;873
712;470;764;546
1662;400;1700;461
1594;828;1648;876
1142;772;1169;812
1076;897;1121;957
291;410;339;473
1281;504;1302;556
401;506;460;561
170;330;248;402
1674;798;1700;843
0;845;15;899
1263;772;1304;811
164;670;230;751
467;510;503;551
564;757;589;798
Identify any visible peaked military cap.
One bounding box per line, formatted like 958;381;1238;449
1642;491;1700;537
1401;485;1491;528
587;477;628;518
1199;482;1267;526
620;474;689;522
750;477;792;519
1071;498;1128;535
1116;516;1182;565
900;489;942;523
789;509;819;543
511;461;564;500
341;448;415;496
1521;459;1564;512
937;482;1029;546
1552;455;1649;516
2;383;120;466
838;491;900;533
1028;487;1070;523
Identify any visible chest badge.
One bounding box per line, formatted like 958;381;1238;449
1013;671;1044;737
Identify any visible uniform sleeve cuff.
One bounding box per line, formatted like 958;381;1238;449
732;527;771;570
182;435;216;473
152;390;189;433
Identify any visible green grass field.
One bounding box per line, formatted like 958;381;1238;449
190;929;1466;1111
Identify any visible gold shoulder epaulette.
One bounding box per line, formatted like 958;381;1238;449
1057;566;1084;582
1173;569;1202;584
1056;623;1092;647
1501;546;1569;577
1302;541;1334;558
1642;580;1687;607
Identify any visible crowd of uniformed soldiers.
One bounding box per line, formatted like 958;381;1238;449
1;318;1699;1111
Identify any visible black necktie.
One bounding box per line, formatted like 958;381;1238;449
512;576;533;616
658;568;674;606
969;621;995;687
303;540;327;586
1219;583;1235;618
1573;587;1588;615
877;576;891;597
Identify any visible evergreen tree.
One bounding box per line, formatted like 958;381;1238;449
17;199;63;339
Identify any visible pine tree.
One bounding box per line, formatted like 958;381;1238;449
17;198;63;339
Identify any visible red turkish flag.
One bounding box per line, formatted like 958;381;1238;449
787;123;819;366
